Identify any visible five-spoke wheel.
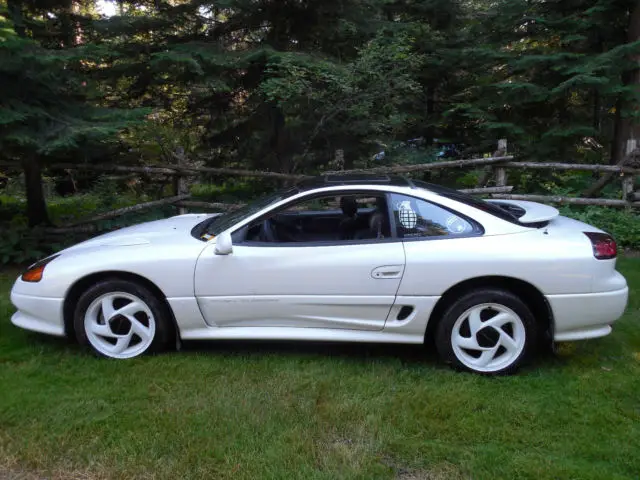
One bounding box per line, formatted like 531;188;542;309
74;279;173;359
436;289;536;375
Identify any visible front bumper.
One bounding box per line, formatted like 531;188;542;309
548;286;629;342
10;291;66;337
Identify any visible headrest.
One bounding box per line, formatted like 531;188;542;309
340;196;358;217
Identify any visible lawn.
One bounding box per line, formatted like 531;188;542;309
1;259;639;480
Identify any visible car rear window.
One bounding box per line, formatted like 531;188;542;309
411;180;523;225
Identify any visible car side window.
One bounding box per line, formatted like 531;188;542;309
389;193;476;239
240;192;392;244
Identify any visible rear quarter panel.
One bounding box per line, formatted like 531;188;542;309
399;226;595;296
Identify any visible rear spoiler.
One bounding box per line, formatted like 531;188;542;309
486;199;559;224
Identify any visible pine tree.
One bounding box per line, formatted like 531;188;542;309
441;0;640;164
0;0;148;225
84;0;441;173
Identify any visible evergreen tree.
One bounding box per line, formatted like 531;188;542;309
442;0;640;164
0;0;147;225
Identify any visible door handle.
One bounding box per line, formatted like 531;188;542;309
371;265;404;279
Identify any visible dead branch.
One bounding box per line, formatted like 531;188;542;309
53;194;191;229
324;155;515;175
582;143;639;197
459;186;513;194
174;200;243;210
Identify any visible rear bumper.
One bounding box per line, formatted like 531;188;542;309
10;291;66;337
548;287;629;342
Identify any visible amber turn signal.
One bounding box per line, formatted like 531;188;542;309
21;255;59;283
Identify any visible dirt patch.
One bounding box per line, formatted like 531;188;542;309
395;465;467;480
381;457;467;480
0;467;40;480
0;466;104;480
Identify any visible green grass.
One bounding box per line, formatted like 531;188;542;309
1;259;639;480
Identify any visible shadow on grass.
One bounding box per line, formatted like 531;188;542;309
16;327;571;375
178;337;570;375
19;328;445;367
181;337;439;364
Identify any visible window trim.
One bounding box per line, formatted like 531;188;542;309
387;192;485;242
231;189;400;248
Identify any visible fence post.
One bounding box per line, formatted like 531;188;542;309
622;139;637;201
335;149;345;171
173;147;188;215
494;139;507;187
476;138;507;187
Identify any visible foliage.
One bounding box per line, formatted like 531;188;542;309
0;185;171;265
0;1;150;225
561;205;640;250
0;221;49;265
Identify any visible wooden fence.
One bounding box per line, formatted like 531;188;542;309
1;139;638;233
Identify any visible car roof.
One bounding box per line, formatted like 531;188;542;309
297;174;411;191
293;175;530;227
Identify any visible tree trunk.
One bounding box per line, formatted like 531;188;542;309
610;96;630;165
610;2;640;164
425;83;436;145
592;89;600;133
6;0;26;37
8;0;49;226
22;157;50;226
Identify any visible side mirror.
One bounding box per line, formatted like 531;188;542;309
214;232;233;255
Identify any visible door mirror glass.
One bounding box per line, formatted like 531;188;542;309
214;232;233;255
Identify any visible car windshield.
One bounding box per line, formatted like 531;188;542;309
411;179;521;224
200;185;300;236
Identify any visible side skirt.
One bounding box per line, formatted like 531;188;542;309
179;326;424;344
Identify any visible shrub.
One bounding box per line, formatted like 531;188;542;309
559;206;640;250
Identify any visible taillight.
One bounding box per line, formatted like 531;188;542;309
584;232;617;260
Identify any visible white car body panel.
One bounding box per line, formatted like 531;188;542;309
194;241;405;330
9;180;629;352
547;287;629;340
10;293;65;336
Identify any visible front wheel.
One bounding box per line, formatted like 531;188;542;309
435;289;536;375
74;279;173;359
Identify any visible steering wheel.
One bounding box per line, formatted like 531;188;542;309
260;219;278;242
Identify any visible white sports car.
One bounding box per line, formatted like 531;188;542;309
10;175;629;374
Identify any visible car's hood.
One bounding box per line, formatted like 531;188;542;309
60;213;219;253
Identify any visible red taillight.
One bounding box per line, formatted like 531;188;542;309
584;232;617;260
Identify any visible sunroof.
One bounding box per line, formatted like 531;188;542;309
295;174;410;192
324;174;391;183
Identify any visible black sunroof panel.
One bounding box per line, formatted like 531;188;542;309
295;174;410;191
324;174;391;183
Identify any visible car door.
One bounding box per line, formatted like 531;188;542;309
193;190;406;331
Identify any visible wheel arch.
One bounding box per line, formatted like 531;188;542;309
63;271;179;340
425;276;554;348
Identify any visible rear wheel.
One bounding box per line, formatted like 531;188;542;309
74;279;173;359
435;289;536;375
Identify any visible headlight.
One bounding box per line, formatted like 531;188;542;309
21;254;60;283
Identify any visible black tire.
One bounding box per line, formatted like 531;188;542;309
74;278;174;359
435;289;537;375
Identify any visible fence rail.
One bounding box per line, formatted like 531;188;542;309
3;155;640;178
2;139;638;233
